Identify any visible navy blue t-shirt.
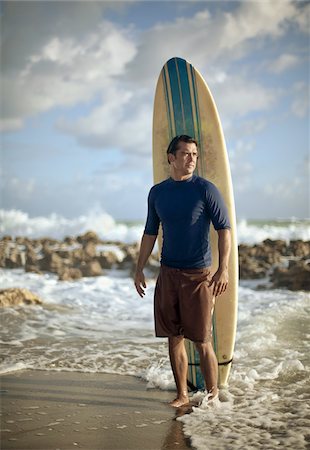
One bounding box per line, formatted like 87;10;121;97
144;175;230;269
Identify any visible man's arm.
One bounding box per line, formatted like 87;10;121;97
210;228;231;297
134;233;157;298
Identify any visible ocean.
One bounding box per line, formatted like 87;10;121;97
1;210;309;449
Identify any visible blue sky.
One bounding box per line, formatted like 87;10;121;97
1;0;309;221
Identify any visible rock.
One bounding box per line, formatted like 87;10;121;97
80;260;103;277
64;236;76;245
83;242;97;260
270;259;310;291
77;231;100;245
238;240;288;280
56;249;72;259
24;244;42;274
239;257;269;279
98;251;121;269
119;244;139;269
41;238;60;247
5;248;24;269
25;265;43;275
15;237;31;245
286;240;310;258
39;252;66;273
1;236;13;242
0;241;8;267
25;245;38;265
0;288;43;307
59;268;83;281
262;239;287;253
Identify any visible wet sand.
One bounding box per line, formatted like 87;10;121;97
1;370;193;450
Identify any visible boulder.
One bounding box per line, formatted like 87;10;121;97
63;236;77;245
0;288;43;307
15;236;31;245
25;265;43;275
238;240;288;280
80;260;103;277
119;244;140;269
98;251;121;269
0;241;8;267
271;259;310;291
239;257;269;279
1;236;13;242
5;248;24;269
83;242;97;260
262;239;287;254
59;268;83;281
77;231;100;245
39;251;66;273
25;245;38;265
286;240;310;258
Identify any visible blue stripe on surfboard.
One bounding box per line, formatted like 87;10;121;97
162;67;173;140
176;59;195;136
166;59;183;133
167;58;195;137
189;64;205;176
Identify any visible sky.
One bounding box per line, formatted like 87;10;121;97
1;0;309;222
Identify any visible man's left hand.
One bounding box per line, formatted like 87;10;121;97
209;268;229;297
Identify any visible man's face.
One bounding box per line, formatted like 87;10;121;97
169;141;198;176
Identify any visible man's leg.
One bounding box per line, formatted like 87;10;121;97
195;341;219;399
168;336;189;407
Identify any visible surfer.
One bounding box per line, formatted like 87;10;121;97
134;135;231;407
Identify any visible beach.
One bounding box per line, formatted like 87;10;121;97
1;370;192;450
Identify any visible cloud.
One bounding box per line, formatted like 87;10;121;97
2;0;307;133
57;86;153;154
56;2;290;155
269;53;301;73
291;82;309;118
125;1;306;84
1;1;309;221
1;3;137;131
212;74;277;119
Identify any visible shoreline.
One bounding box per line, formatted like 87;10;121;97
1;370;193;450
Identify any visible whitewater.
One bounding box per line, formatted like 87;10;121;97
1;208;310;244
1;209;309;449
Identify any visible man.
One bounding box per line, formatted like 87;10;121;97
134;135;231;408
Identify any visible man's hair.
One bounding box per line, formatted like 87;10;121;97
166;135;198;163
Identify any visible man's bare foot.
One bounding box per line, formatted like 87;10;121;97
208;388;219;402
169;395;189;408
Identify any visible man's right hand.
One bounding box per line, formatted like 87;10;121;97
134;270;147;298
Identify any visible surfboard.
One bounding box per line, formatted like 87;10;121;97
152;57;238;389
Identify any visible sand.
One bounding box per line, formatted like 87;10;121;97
1;370;193;450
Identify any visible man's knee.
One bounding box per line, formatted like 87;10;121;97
194;341;213;354
169;335;184;347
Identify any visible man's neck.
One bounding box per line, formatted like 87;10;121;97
170;173;193;182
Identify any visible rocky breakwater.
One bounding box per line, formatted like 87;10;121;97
0;233;309;291
0;231;159;282
239;239;310;291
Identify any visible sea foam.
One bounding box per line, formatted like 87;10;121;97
1;209;309;244
0;267;309;449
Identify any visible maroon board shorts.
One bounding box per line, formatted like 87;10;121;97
154;265;215;343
